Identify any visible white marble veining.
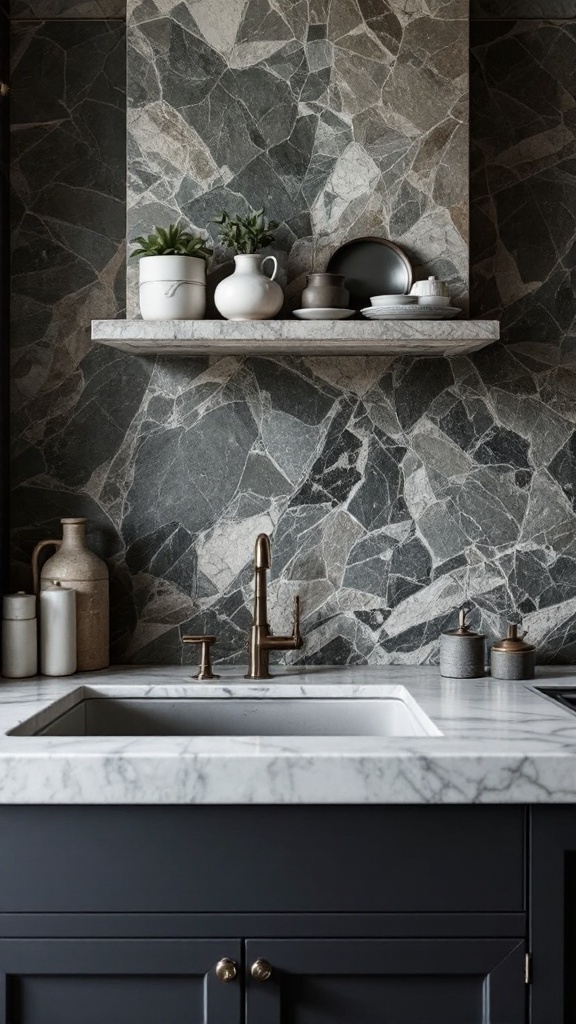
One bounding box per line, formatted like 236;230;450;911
91;319;499;357
2;665;576;804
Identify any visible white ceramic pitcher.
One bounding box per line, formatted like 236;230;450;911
214;254;283;320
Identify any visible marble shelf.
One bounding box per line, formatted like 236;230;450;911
91;319;499;358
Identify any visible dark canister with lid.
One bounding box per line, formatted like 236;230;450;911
490;623;535;680
440;606;486;679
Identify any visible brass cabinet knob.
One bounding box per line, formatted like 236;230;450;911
251;958;273;982
215;957;238;982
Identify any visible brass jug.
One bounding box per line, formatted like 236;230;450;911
32;517;109;671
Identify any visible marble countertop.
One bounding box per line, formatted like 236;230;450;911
2;664;576;804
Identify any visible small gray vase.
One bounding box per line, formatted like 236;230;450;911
301;273;349;309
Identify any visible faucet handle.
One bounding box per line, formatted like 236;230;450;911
182;634;220;680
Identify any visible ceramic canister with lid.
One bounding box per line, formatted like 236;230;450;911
2;592;37;678
40;581;77;676
410;275;449;298
32;517;109;671
490;623;535;681
440;606;486;679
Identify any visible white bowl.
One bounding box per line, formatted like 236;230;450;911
370;294;417;306
417;295;450;307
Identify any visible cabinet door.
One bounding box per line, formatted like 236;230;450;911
245;938;526;1024
530;807;576;1024
0;938;241;1024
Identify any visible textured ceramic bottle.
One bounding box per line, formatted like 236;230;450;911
32;517;109;671
214;254;283;320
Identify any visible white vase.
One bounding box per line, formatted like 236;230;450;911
214;254;283;320
139;254;207;320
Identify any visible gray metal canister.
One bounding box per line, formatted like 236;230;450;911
490;623;535;680
440;606;486;679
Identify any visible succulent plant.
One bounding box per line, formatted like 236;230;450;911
213;208;279;255
130;222;213;260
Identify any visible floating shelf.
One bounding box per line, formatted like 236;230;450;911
91;319;499;358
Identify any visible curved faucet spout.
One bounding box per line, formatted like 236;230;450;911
254;533;271;569
246;534;303;680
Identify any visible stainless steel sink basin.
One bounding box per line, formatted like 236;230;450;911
10;685;441;739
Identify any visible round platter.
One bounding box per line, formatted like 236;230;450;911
327;237;413;311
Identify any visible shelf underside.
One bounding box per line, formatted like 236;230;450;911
91;319;499;358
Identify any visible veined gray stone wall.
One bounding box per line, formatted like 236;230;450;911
10;2;576;665
127;0;470;315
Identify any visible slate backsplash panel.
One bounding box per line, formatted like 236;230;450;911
10;9;576;664
10;19;129;624
126;0;470;316
471;1;576;17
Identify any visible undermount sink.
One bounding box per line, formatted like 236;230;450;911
10;685;441;739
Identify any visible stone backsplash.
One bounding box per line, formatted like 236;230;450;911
127;0;469;315
9;5;576;664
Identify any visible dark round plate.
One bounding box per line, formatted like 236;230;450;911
326;236;413;310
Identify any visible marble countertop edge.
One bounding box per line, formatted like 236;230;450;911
0;665;575;803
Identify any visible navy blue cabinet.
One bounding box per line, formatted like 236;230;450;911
0;806;529;1024
0;939;242;1024
245;938;526;1024
531;808;576;1024
0;937;527;1024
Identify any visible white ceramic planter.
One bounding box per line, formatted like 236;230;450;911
139;254;207;320
214;254;283;320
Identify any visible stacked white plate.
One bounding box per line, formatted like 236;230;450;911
361;304;461;320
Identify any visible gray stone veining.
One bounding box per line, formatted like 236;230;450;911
10;10;576;669
127;0;470;317
2;665;576;804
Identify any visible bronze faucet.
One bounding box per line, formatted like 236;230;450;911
245;533;303;679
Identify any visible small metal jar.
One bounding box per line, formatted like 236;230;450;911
301;273;349;309
440;607;486;679
490;623;535;681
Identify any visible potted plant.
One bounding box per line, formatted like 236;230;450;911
212;209;283;321
130;222;213;320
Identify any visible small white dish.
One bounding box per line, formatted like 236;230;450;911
293;308;355;320
370;294;416;306
417;295;450;307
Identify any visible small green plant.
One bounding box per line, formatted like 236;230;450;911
130;222;213;260
213;208;279;255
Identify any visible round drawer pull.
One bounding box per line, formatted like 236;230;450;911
251;958;273;982
215;958;238;982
